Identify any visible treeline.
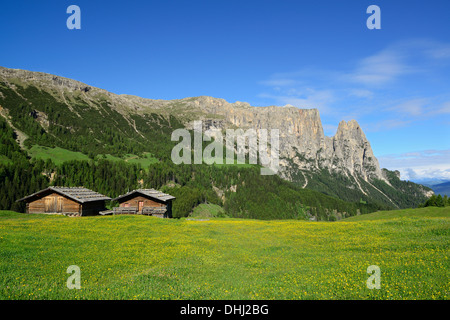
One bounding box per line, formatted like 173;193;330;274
289;165;430;210
0;82;389;220
1;112;385;220
375;169;432;208
0;117;24;161
0;156;384;220
419;194;449;208
0;117;49;211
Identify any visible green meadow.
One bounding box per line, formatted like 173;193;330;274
27;145;90;165
0;207;448;300
27;145;159;167
98;152;159;167
190;203;227;218
342;206;450;221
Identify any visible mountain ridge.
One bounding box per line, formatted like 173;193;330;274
0;66;382;180
0;66;432;209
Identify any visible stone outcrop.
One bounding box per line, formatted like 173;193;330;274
170;96;384;182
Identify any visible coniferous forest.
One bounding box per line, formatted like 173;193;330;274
0;81;430;220
0;113;385;220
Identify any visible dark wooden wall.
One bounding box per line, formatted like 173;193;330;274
166;201;173;218
26;192;106;216
118;194;174;217
27;192;80;214
80;200;106;216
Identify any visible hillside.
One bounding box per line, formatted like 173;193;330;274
342;206;450;221
0;66;432;218
0;210;448;300
0;113;382;220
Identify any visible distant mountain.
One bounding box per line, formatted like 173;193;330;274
0;66;432;210
430;181;450;196
411;178;450;196
411;178;449;187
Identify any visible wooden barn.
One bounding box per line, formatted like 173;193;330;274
17;187;111;217
112;189;175;218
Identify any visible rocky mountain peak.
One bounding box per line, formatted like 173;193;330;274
335;119;368;146
328;119;382;181
0;66;385;183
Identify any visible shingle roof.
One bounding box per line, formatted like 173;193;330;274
17;187;111;203
112;189;175;202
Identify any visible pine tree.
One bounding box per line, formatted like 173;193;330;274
436;194;444;207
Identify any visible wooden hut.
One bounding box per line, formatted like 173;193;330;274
17;187;111;217
112;189;175;218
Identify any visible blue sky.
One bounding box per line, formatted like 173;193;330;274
1;0;449;180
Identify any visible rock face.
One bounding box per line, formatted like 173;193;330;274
169;96;384;182
0;66;384;182
325;119;383;180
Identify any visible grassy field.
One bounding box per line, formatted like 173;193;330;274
99;153;159;167
0;207;448;300
27;145;90;165
190;203;227;218
342;206;450;221
27;145;159;167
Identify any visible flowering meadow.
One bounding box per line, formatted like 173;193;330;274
0;207;448;300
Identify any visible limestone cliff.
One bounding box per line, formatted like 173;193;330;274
168;96;384;183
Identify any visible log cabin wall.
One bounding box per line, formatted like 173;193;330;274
27;192;80;214
119;195;166;210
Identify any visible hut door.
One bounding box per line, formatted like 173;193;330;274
44;197;57;213
138;201;144;213
57;197;64;213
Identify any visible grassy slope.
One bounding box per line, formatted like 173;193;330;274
98;152;159;167
0;208;448;300
28;145;90;165
124;153;159;167
27;145;159;167
342;206;450;222
190;203;227;218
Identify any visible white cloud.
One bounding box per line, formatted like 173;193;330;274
348;89;374;99
364;119;411;132
399;166;450;181
434;101;450;115
258;88;336;116
389;98;429;116
259;78;299;87
346;49;413;86
424;41;450;60
378;149;450;180
257;39;450;133
385;97;450;119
